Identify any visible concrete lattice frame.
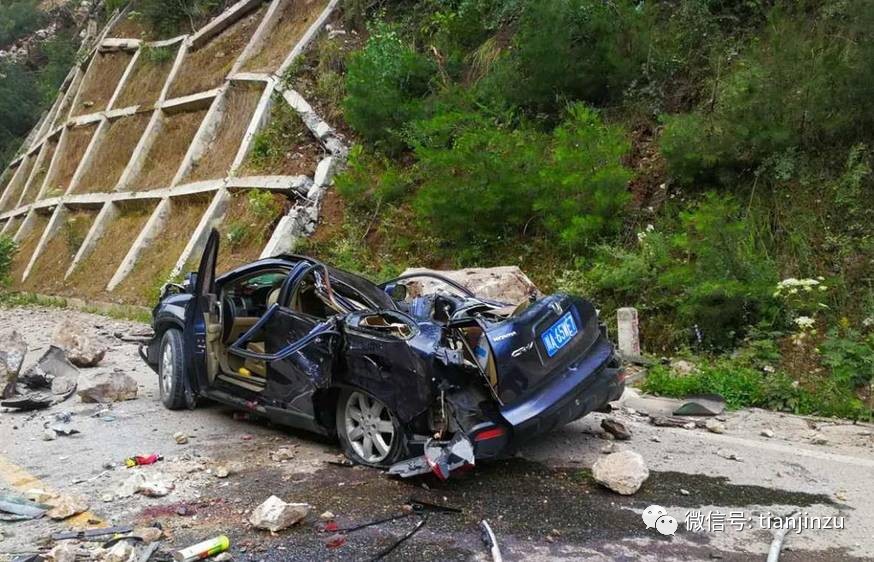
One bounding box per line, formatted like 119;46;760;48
0;0;346;295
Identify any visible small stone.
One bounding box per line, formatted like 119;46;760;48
53;320;107;367
102;493;114;503
683;422;696;430
811;436;828;445
270;447;295;462
650;436;661;443
705;420;726;434
761;429;775;438
600;442;615;454
601;418;632;440
680;488;690;496
134;526;163;543
98;541;134;562
215;465;230;478
249;496;310;532
47;495;89;520
43;428;58;441
591;450;649;495
320;511;335;521
716;449;742;462
137;474;175;497
174;432;189;445
48;543;80;562
213;554;233;562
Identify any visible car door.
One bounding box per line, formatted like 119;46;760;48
184;229;220;395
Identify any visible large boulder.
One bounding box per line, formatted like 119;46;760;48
1;330;27;398
249;496;310;532
401;266;540;304
77;369;138;403
592;450;649;495
53;320;107;368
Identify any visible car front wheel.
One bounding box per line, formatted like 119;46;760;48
159;329;189;410
336;389;406;467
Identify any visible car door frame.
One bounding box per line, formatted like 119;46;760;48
184;229;220;397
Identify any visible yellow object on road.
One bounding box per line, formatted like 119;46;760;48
173;535;230;561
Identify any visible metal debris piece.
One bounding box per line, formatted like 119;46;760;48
139;542;161;562
52;525;134;541
673;394;725;416
371;517;427;561
766;511;799;562
0;493;49;519
480;520;503;562
388;434;475;480
650;416;693;428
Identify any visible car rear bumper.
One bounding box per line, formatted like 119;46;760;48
474;337;622;453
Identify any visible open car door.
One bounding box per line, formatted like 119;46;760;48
184;228;220;398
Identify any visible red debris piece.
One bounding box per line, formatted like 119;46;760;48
124;454;162;467
323;534;346;549
323;521;339;533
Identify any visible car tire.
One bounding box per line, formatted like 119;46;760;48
158;328;189;410
336;389;407;468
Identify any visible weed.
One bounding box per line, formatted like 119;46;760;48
0;235;19;287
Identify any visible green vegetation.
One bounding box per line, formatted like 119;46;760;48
247;97;306;172
300;0;874;419
0;235;19;287
0;0;45;47
127;0;224;38
225;189;281;249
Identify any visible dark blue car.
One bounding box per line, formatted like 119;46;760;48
141;230;624;478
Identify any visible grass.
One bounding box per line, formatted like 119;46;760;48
20;138;58;206
63;202;154;300
239;94;321;176
0;290;152;324
243;0;329;73
167;5;267;99
128;108;207;190
74;112;151;194
8;213;50;285
114;45;179;109
0;156;35;213
43;124;97;197
71;51;135;116
113;195;209;305
184;82;263;182
109;10;148;39
216;189;289;273
19;210;98;294
50;85;76;130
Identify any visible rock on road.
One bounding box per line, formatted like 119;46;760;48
0;306;872;561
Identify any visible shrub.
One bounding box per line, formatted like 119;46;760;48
569;194;778;349
537;104;631;249
0;235;18;287
343;24;435;153
132;0;223;37
335;145;411;210
0;0;45;47
485;0;645;114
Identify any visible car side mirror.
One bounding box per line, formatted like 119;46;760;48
388;283;408;301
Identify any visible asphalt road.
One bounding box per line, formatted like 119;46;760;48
1;306;872;561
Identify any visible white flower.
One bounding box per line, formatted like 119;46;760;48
794;316;815;330
646;224;655;232
863;317;874;328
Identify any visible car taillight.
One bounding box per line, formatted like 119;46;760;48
474;427;506;442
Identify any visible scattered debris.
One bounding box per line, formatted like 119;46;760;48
269;447;294;461
716;449;743;462
323;533;347;549
43;428;58;441
2;347;79;410
214;465;230;479
139;542;161;562
591;450;650;495
680;488;690;496
174;432;189;445
53;320;108;368
46;495;89;520
50;426;80;437
650;416;693;428
78;369;138;403
0;492;49;519
97;540;135;562
320;511;335;521
673;394;725;416
0;330;27;398
249;496;310;532
133;527;163;544
172;535;230;562
48;542;82;562
124;454;162;468
371;517;427;560
388;434;475;480
480;519;503;562
52;526;134;541
601;418;632;440
705;420;726;434
137;474;175;498
766;511;799;562
601;442;615;454
761;429;775;438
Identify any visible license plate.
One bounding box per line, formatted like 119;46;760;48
541;311;578;357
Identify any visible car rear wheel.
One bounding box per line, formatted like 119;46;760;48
336;389;406;467
159;329;189;410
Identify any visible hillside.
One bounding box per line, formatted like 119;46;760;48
0;0;872;420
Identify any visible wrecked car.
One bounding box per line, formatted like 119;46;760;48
141;230;624;477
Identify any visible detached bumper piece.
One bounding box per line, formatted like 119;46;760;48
388;434;475;480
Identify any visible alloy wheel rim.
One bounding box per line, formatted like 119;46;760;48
345;391;395;463
161;341;173;395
